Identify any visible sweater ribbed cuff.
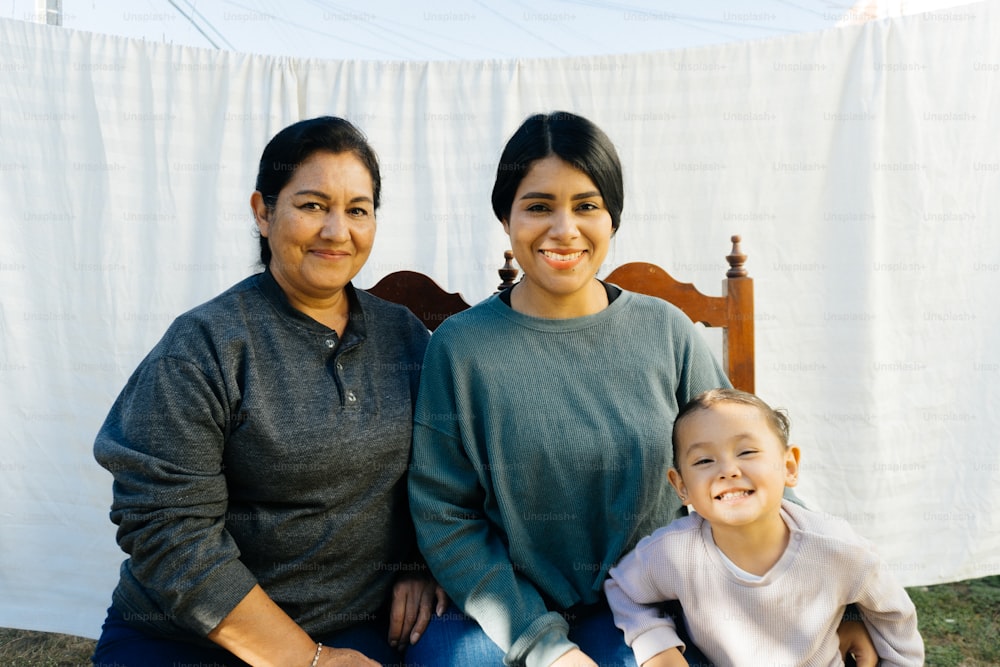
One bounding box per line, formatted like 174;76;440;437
504;612;572;667
179;558;259;636
631;626;685;666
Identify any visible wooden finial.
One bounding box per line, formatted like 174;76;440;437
497;250;519;291
726;234;748;278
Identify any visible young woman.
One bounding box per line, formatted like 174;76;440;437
406;111;726;667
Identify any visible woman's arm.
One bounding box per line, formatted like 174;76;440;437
207;585;379;666
407;329;577;666
95;353;260;634
837;620;878;667
408;420;576;664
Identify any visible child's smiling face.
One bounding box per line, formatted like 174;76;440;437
668;401;800;529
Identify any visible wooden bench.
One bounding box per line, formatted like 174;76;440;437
366;235;754;392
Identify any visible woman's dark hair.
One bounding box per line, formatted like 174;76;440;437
491;111;624;232
255;116;381;266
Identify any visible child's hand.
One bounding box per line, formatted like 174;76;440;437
549;648;598;666
642;647;689;667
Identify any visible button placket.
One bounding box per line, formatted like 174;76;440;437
330;349;357;408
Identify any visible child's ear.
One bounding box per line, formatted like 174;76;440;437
667;468;688;502
784;445;801;487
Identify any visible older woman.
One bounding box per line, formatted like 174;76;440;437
92;116;442;667
406;112;878;667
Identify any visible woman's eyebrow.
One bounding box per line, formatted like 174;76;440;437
517;190;602;200
294;189;330;199
293;189;374;205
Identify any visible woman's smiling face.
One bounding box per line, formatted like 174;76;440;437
253;150;376;314
502;155;614;316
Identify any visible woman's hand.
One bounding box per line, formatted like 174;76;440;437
550;647;599;667
837;619;878;667
387;574;448;648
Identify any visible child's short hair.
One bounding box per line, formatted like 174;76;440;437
672;388;791;469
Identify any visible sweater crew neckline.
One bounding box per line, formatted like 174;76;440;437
485;286;635;332
700;501;801;586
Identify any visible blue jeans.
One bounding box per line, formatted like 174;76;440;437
91;604;404;666
405;601;713;666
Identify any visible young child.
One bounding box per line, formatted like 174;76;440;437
604;388;924;667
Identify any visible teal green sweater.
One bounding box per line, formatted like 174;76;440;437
408;290;731;666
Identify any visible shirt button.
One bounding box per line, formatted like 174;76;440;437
346;390;357;403
325;339;335;349
336;362;344;371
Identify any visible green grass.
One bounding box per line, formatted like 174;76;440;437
2;576;999;665
909;575;1000;666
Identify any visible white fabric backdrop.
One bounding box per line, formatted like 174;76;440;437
1;1;998;638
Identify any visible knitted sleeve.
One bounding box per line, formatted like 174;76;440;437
605;528;687;665
852;549;925;666
94;337;257;636
408;331;574;667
